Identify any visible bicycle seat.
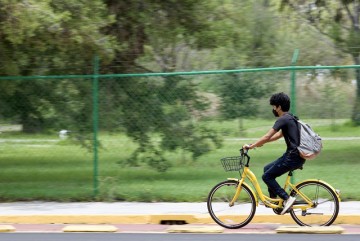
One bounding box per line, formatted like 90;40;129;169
289;166;302;175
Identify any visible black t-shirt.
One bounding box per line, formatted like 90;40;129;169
272;113;300;152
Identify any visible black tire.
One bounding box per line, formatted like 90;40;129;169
207;180;256;229
289;180;339;226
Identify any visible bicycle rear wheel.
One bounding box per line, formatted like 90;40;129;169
290;180;339;226
207;180;256;229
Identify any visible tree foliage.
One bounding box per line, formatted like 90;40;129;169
280;0;360;124
218;73;274;117
0;0;116;133
0;0;116;75
100;1;224;171
0;0;223;171
0;0;356;172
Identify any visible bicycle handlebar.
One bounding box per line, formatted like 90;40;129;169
240;147;249;155
240;148;251;166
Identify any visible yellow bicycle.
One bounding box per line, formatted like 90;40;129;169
207;149;341;229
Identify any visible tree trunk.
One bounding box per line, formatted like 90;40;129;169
21;114;44;133
238;118;246;137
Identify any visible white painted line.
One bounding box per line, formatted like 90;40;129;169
276;225;344;234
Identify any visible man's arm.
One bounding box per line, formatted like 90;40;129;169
246;128;283;149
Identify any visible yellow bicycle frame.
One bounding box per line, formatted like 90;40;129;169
227;166;340;210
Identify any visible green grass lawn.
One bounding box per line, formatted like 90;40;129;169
0;118;359;202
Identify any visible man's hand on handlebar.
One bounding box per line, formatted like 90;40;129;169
242;143;263;150
242;144;252;150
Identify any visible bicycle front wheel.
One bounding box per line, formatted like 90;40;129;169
290;180;339;226
207;180;256;229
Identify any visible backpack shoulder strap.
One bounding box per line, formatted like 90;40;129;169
286;113;301;145
286;112;299;121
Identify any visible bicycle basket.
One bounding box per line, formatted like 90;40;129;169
220;156;243;172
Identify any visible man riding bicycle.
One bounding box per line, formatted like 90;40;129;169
243;92;305;215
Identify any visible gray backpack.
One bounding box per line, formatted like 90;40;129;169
295;119;323;160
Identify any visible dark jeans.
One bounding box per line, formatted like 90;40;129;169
262;150;305;200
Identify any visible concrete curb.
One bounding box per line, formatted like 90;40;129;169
0;225;15;232
0;214;358;225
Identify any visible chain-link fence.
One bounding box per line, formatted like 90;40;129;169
0;62;358;199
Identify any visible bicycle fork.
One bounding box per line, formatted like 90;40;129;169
228;167;260;207
228;178;245;207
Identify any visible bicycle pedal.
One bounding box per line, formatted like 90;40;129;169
273;208;283;215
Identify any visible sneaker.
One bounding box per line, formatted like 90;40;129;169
280;196;296;215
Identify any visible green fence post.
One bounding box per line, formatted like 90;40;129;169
290;49;299;184
290;49;299;116
92;55;100;197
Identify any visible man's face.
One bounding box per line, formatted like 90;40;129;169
272;105;280;117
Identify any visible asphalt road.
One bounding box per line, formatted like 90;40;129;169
0;233;359;241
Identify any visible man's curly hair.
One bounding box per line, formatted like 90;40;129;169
269;92;290;112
